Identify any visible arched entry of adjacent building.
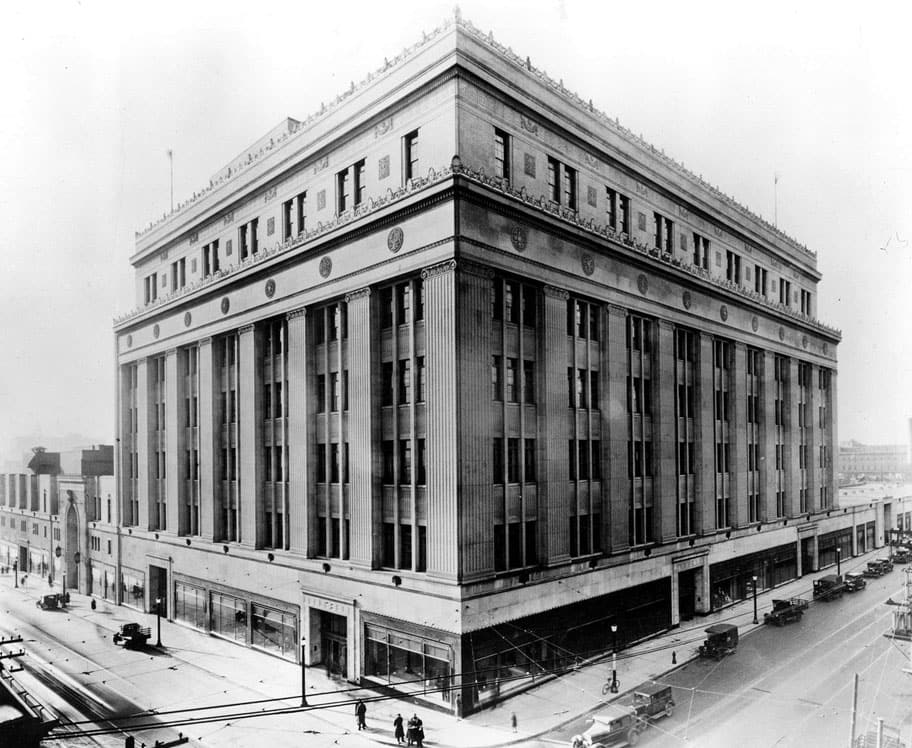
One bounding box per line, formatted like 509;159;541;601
66;504;79;590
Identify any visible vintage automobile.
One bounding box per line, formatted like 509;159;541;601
844;571;867;592
112;622;151;649
698;623;739;661
893;546;911;564
570;704;647;747
763;598;809;626
863;561;885;578
35;593;66;610
629;682;675;720
813;574;845;601
876;557;894;573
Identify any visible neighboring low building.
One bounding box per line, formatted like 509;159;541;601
0;445;114;596
839;440;912;481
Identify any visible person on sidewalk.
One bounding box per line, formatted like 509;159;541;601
511;712;517;732
407;713;423;746
355;699;367;730
393;713;404;743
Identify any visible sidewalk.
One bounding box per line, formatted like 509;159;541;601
0;546;888;748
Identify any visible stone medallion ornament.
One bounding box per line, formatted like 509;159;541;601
510;224;528;252
184;311;192;327
153;323;160;339
823;342;829;354
319;256;332;278
778;326;785;341
720;305;728;322
802;335;808;349
682;291;692;309
265;279;276;298
126;334;132;348
751;316;759;332
221;297;230;315
581;253;595;276
637;274;648;295
387;227;404;253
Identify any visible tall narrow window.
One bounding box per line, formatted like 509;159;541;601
404;130;419;182
494;128;510;180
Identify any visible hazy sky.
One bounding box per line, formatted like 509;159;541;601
1;0;910;458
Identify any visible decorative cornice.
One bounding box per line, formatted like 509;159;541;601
286;308;307;320
542;285;570;301
238;324;255;335
606;303;628;316
344;288;372;303
420;259;457;280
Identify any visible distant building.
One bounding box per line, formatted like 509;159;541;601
839;440;911;480
110;13;860;715
0;445;114;596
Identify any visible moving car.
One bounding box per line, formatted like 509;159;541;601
570;704;647;747
844;571;867;591
113;622;151;649
629;682;675;720
698;623;739;661
35;593;66;610
763;598;809;626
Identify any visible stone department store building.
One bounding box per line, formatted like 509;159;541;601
113;14;861;714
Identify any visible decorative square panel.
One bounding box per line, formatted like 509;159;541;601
637;212;646;231
586;185;597;207
266;217;275;236
317;190;326;211
523;153;536;177
226;239;233;256
378;155;390;180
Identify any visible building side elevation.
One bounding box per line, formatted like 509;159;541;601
112;15;851;714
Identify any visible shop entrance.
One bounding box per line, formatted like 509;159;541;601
149;564;168;617
801;537;816;575
678;568;697;621
319;611;347;677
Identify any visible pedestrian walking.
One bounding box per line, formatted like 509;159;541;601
407;713;423;746
511;712;517;732
355;699;367;730
393;713;404;743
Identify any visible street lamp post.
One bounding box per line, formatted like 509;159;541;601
837;546;841;576
301;636;308;706
752;575;758;624
610;623;619;694
155;597;162;647
13;560;17;588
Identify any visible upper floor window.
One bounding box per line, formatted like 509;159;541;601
403;130;419;182
336;160;366;214
755;264;768;296
547;156;577;210
144;273;158;305
726;250;742;285
283;192;307;240
800;289;812;315
494;128;510;181
654;213;673;253
171;257;186;292
780;278;792;307
202;240;220;278
606;188;630;234
692;233;709;269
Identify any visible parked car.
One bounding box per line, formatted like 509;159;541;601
844;572;867;591
570;704;647;747
113;622;151;649
813;574;845;601
629;682;675;720
876;557;894;573
36;593;66;610
893;546;911;564
763;598;809;626
698;623;739;661
864;561;884;578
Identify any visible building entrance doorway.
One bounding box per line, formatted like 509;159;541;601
149;564;168;617
801;537;816;576
319;611;347;677
678;568;697;621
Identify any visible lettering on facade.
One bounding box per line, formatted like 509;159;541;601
374;117;394;138
378;155;390;180
304;595;350;615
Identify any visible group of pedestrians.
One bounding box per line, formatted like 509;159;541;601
355;701;425;746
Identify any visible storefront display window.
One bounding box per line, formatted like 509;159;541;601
251;603;297;660
175;581;207;629
121;568;145;609
211;591;247;643
364;625;451;702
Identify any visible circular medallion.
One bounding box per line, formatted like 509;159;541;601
823;342;829;354
751;316;759;332
637;274;648;295
319;256;332;278
265;279;276;298
720;305;728;322
802;335;808;349
152;323;160;339
682;290;692;309
779;326;785;341
126;334;132;348
221;297;230;315
183;311;192;328
509;224;528;252
581;253;595;276
387;227;404;253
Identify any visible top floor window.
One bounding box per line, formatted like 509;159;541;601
654;213;673;253
755;264;768;296
800;288;812;315
494;128;510;181
780;278;792;307
171;257;186;292
606;188;630;234
726;250;742;285
693;233;709;269
144;273;158;305
547;156;577;210
403;130;419;182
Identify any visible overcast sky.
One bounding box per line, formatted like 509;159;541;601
1;0;910;459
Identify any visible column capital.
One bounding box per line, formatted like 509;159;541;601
344;288;371;303
542;285;569;301
656;319;675;331
457;260;493;279
238;324;255;335
420;259;457;280
199;336;213;346
606;302;627;317
286;308;307;321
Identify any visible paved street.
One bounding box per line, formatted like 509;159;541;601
548;567;912;747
